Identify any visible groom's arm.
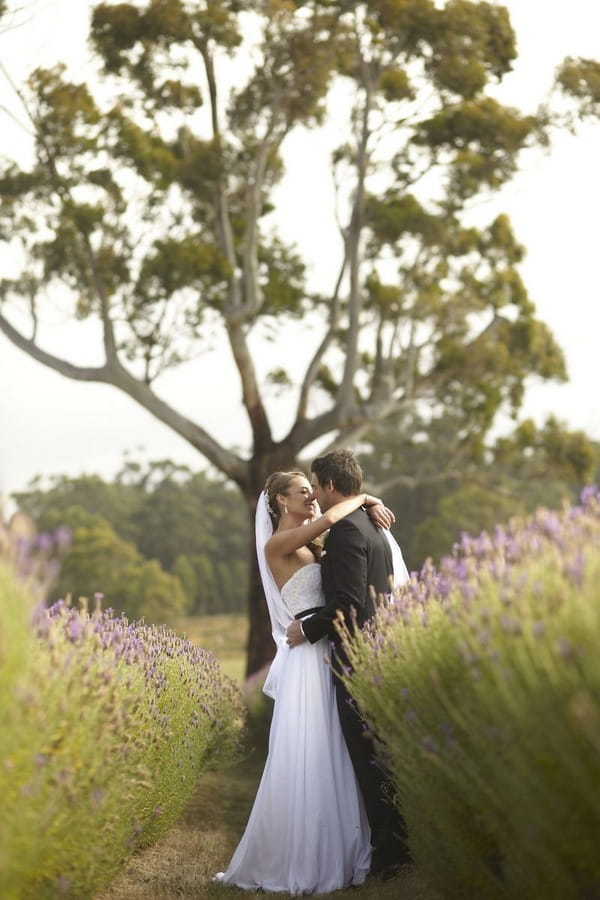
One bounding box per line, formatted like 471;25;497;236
300;518;367;645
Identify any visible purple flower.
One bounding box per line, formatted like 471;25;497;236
580;484;599;506
556;637;572;659
66;617;85;643
564;551;586;586
53;526;72;550
36;532;53;552
532;621;546;638
90;788;105;809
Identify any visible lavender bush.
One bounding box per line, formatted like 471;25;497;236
0;563;243;898
342;487;600;900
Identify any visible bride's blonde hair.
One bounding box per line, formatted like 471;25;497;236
264;471;307;524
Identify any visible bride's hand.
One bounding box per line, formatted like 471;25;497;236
306;500;321;522
366;502;395;529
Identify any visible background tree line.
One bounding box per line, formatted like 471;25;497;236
1;0;599;671
14;461;249;621
13;415;598;624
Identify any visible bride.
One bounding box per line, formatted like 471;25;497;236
216;471;392;895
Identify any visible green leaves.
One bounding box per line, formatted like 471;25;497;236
136;235;230;312
91;1;242;76
29;66;102;161
90;3;144;72
230;4;336;134
365;272;404;320
365;191;446;248
556;57;600;120
365;0;437;51
426;0;517;97
415;97;538;196
378;67;415;102
0;559;243;897
494;417;597;485
107;108;178;187
257;236;307;317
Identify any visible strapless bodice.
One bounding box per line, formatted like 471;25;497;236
280;563;324;618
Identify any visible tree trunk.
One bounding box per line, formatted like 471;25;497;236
245;520;274;678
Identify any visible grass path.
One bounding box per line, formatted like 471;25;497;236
96;747;263;899
96;737;439;900
98;616;440;899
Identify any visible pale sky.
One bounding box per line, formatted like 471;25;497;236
0;0;599;505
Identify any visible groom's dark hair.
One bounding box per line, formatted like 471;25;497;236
311;449;363;496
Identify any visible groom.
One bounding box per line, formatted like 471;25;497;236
285;449;411;879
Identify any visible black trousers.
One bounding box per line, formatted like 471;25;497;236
334;672;412;871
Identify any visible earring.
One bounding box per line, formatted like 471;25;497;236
284;503;288;515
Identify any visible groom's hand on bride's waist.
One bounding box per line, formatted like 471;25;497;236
286;620;307;648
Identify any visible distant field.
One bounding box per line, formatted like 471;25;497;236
175;613;248;682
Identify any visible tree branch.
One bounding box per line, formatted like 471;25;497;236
197;39;242;313
337;60;374;417
107;361;248;485
294;251;347;423
225;319;274;454
0;311;109;381
0;312;248;485
287;406;344;456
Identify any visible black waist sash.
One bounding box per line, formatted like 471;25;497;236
294;606;323;620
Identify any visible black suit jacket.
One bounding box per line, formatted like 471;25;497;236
301;507;393;646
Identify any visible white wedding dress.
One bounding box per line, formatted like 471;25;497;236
217;563;371;895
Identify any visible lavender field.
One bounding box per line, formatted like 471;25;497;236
343;487;600;900
0;541;243;899
2;488;599;898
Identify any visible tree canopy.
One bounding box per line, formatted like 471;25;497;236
1;0;599;673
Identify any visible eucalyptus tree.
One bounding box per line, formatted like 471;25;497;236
0;0;595;673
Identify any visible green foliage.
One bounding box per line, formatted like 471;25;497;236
361;416;600;569
411;482;518;563
494;415;598;483
172;553;197;609
378;67;414;103
14;462;250;617
426;1;516;96
556;57;600;119
415;97;539;196
257;237;307;316
0;563;244;898
342;490;600;900
138;235;230;299
40;505;187;622
14;473;141;542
